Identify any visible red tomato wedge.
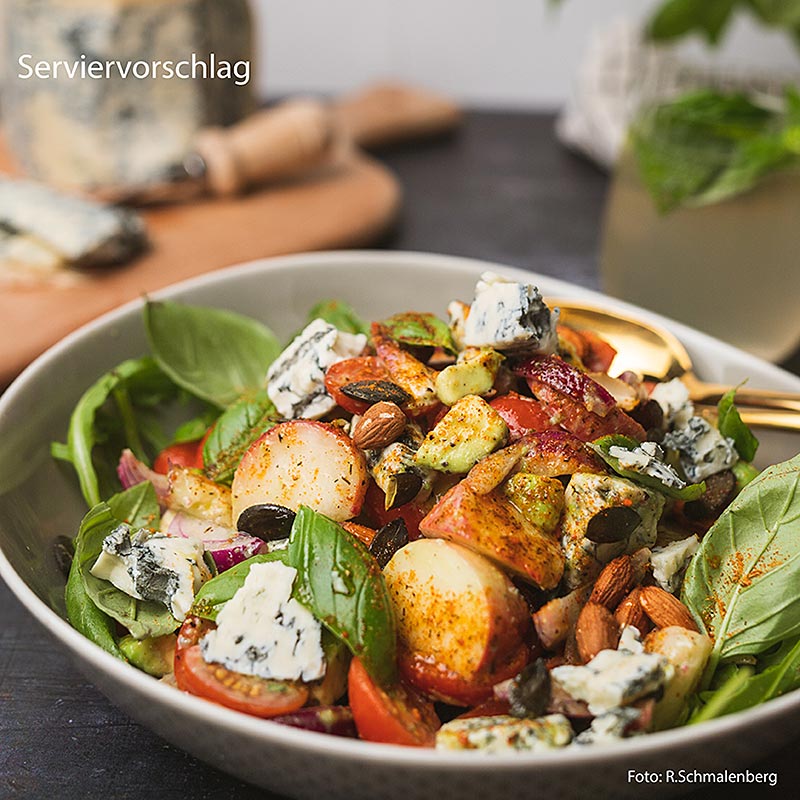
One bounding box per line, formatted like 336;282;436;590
173;616;309;719
490;393;558;441
324;356;392;415
347;658;439;747
153;440;203;474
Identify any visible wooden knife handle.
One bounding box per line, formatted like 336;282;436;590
194;99;335;197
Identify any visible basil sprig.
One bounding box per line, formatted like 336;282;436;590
380;311;457;355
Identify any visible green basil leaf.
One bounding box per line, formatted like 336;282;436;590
144;300;281;408
717;389;759;462
733;460;761;491
307;299;370;337
191;551;291;621
65;548;125;660
203;389;279;484
73;491;177;640
107;481;160;530
591;434;707;500
51;357;166;507
288;506;397;686
647;0;738;44
380;312;456;355
172;406;220;445
689;636;800;723
748;0;800;26
683;453;800;682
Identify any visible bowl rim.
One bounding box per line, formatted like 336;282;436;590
2;248;800;771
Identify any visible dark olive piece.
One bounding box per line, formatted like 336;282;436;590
585;506;642;544
508;659;551;719
237;503;296;541
629;398;665;433
386;471;423;510
340;380;411;405
53;535;74;579
369;518;409;569
684;469;736;521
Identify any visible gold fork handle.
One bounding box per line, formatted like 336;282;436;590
696;403;800;432
684;374;800;414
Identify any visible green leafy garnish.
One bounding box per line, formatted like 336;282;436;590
288;506;397;685
631;88;800;213
380;312;457;355
202;389;279;484
191;552;290;621
144;300;281;408
682;453;800;684
717;388;759;462
307;299;370;337
51;357;173;507
171;406;220;445
591;434;707;500
70;484;178;641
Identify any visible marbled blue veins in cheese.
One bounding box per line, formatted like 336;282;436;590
435;714;573;752
573;707;643;746
90;524;211;621
551;648;672;715
266;318;366;420
608;441;687;489
662;417;738;482
650;535;700;594
462;272;559;354
200;561;326;682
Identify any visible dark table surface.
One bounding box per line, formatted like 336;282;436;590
2;111;799;799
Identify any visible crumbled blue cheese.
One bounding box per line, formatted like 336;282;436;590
650;535;700;594
662;417;738;482
573;707;643;746
200;561;325;682
551;648;672;715
461;272;559;354
436;714;573;753
650;378;693;429
90;524;211;620
561;473;665;588
618;625;644;654
608;441;687;490
266;318;366;420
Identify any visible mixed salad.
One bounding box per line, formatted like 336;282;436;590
54;272;800;752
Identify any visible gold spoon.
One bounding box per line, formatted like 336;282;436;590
551;299;800;432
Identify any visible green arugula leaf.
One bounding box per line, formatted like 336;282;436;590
591;434;707;500
144;300;281;408
191;551;291;621
288;506;397;686
51;357;169;507
307;299;370;337
72;487;178;640
380;311;456;354
202;389;279;485
717;389;759;462
682;454;800;683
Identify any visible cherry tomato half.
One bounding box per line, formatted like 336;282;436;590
153;440;203;474
324;357;391;415
173;616;309;719
347;657;439;747
490;393;558;441
364;481;426;540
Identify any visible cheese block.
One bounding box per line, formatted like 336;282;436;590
0;176;147;284
2;0;254;190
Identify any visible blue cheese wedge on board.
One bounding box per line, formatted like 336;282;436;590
200;561;326;682
0;177;147;283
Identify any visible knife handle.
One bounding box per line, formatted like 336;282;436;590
194;99;335;197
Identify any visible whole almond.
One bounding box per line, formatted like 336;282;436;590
575;602;620;663
351;401;406;450
614;587;652;634
639;585;699;632
590;555;634;609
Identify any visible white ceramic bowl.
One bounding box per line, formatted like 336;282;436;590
1;251;799;800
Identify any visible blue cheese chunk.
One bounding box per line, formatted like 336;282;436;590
650;378;693;429
551;649;672;715
573;707;643;746
436;714;573;753
200;561;325;682
266;318;366;420
650;535;700;594
462;272;559;354
618;624;645;654
90;524;211;621
662;417;738;482
608;441;687;490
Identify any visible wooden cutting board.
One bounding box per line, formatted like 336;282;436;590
0;144;401;386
